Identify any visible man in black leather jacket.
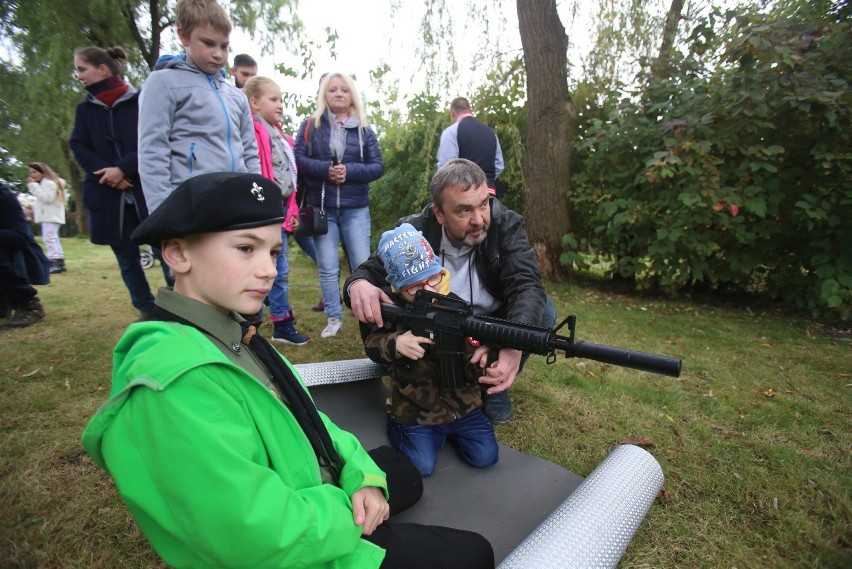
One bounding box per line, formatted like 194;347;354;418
344;159;555;424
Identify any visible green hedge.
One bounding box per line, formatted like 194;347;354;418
569;13;851;318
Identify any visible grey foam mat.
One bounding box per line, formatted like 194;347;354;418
308;378;583;563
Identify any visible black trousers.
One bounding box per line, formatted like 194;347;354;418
366;447;495;569
0;259;37;307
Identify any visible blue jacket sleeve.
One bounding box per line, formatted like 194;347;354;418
294;119;333;182
344;127;384;184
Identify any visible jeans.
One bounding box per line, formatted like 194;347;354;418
41;222;63;259
268;228;291;321
110;205;155;313
291;233;317;265
313;206;371;320
386;409;499;476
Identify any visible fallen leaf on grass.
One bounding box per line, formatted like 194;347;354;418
797;449;827;458
622;437;656;447
21;368;40;377
657;488;676;502
763;388;775;397
64;379;70;390
671;423;685;444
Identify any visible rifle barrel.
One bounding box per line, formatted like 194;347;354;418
565;340;682;378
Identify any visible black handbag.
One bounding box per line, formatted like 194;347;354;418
294;182;328;237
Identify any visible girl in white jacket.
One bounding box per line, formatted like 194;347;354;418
27;162;67;273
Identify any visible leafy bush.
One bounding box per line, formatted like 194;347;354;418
570;10;851;318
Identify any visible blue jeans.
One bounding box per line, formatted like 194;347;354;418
268;228;291;320
313;206;371;320
291;233;317;265
386;409;499;476
111;205;155;313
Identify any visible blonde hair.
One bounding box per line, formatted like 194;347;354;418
313;73;368;128
28;162;67;205
176;0;232;36
243;76;279;112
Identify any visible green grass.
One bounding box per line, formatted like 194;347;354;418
1;237;849;568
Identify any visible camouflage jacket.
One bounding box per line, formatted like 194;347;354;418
363;319;485;425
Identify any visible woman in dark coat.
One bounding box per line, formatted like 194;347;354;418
69;45;168;322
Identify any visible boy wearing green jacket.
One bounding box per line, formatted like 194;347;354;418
81;172;493;569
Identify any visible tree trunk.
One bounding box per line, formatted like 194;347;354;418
516;0;576;280
651;0;684;80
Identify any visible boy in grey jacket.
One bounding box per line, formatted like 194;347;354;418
138;0;260;212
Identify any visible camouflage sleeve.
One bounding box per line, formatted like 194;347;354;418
363;327;402;364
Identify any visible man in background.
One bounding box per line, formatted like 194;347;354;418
230;53;257;89
436;97;505;197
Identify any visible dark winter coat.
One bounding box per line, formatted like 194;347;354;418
68;86;149;246
0;184;50;286
294;115;384;210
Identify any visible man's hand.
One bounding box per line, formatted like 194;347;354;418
349;279;392;327
479;348;522;394
94;167;128;188
395;331;434;360
351;486;390;536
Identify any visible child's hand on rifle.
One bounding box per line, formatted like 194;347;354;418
395;331;434;360
470;344;491;369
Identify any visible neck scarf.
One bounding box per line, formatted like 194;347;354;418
87;75;129;107
154;306;344;485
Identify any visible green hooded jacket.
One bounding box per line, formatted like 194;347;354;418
82;321;387;568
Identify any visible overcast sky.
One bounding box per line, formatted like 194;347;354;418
226;0;594;117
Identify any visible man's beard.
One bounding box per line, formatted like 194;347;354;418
463;222;488;247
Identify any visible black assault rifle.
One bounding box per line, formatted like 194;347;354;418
379;290;682;389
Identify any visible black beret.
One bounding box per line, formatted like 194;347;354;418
132;172;284;245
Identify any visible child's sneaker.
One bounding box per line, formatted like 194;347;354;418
320;317;343;338
271;318;310;346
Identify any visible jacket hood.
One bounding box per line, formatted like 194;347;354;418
81;322;228;469
154;53;228;79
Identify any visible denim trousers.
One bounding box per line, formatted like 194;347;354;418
268;228;291;321
386;409;499;477
110;206;155;313
291;233;317;265
313;206;371;320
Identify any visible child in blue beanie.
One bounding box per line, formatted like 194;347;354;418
361;223;499;476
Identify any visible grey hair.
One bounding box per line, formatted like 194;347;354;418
429;159;487;209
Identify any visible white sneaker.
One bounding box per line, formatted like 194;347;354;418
321;317;343;338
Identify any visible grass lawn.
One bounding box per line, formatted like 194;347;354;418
1;237;849;568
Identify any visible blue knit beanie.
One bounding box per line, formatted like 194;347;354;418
378;223;443;290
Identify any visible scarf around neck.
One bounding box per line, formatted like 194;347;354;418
87;75;129;107
326;109;362;163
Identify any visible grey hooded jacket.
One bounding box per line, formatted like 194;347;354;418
138;59;261;212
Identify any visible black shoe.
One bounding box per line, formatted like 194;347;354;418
311;298;325;312
1;296;45;329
